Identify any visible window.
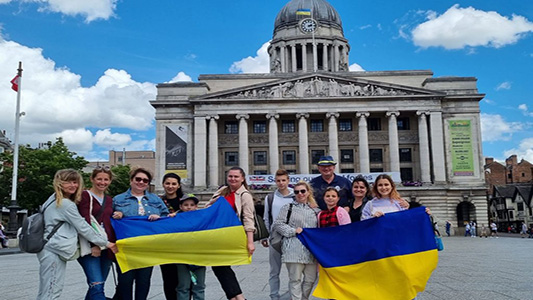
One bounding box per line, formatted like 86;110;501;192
312;169;320;174
339;119;352;131
311;150;325;164
509;211;514;219
282;120;296;133
370;168;383;173
254;170;267;175
399;148;412;162
283;150;296;164
369;149;383;163
341;149;354;163
518;202;524;211
368;118;381;131
287;169;297;174
341;168;354;173
310;119;323;132
225;152;239;166
400;168;413;182
253;151;267;165
253;121;267;134
225;121;238;134
397;117;410;130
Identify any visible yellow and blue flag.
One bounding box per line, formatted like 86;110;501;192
296;8;311;15
112;199;251;273
297;206;438;300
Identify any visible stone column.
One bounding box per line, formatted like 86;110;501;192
387;111;400;173
313;41;318;72
291;43;297;72
207;115;219;188
430;111;447;182
326;112;340;165
417;111;431;183
193;116;207;188
334;43;340;72
302;43;307;72
357;112;370;173
236;114;250;175
297;113;310;174
280;43;286;73
267;113;280;175
322;43;329;71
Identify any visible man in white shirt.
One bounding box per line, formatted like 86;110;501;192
262;169;295;300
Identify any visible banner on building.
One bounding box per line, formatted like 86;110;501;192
247;172;401;186
449;120;474;176
165;125;188;178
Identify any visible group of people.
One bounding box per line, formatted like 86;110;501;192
35;154;428;300
262;156;413;300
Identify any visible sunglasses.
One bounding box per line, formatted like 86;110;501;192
294;189;307;194
95;166;110;171
134;177;150;184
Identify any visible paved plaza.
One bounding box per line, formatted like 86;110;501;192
1;234;532;299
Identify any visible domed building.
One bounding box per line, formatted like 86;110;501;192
151;0;487;232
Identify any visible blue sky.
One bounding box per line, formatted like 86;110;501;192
0;0;532;163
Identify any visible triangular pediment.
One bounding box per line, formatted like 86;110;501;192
195;73;445;100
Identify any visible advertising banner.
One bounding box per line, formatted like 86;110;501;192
449;120;474;176
165;125;188;178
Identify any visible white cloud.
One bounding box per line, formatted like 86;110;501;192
229;41;270;74
412;5;533;49
1;0;117;22
518;104;533;117
480;113;523;142
503;138;533;163
94;129;132;148
360;25;372;30
481;98;495;105
168;72;192;83
349;63;365;72
0;38;156;155
496;81;512;90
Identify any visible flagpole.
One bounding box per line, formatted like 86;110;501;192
8;61;22;233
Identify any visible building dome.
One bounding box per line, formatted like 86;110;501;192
274;0;343;33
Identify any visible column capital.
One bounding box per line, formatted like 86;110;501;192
266;113;280;120
326;112;339;119
236;114;249;120
356;112;370;118
386;111;400;117
206;114;219;120
416;111;430;116
296;113;309;119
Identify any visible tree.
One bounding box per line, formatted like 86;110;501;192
0;138;87;211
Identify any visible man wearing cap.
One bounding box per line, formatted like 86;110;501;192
310;155;354;210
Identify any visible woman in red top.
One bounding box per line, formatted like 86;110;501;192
77;166;116;300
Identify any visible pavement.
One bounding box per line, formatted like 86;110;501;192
1;233;533;299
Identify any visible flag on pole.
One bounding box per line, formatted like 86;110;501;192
10;75;20;92
297;207;438;300
296;8;311;15
111;198;251;273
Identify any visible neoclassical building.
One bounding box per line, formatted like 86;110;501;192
151;0;488;231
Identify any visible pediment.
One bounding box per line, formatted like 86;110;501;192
195;74;445;100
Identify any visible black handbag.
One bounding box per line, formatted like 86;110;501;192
253;211;269;241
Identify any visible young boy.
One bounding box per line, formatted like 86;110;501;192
176;194;206;300
262;169;295;300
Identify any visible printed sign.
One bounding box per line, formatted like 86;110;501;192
449;120;474;176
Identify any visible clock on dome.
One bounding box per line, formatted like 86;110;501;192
299;18;317;33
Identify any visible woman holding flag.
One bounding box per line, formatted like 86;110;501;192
205;166;255;300
273;181;320;300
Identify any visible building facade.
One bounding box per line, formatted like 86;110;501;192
151;0;488;231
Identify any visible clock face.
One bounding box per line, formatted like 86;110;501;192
300;18;317;33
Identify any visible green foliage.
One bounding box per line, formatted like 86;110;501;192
107;165;131;197
0;138;87;211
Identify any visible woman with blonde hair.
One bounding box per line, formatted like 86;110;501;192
37;169;117;300
273;181;320;300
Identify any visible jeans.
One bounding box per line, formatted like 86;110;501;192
117;265;153;300
177;264;206;300
77;251;112;300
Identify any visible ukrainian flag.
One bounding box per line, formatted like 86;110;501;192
112;199;251;273
296;8;311;15
297;207;438;300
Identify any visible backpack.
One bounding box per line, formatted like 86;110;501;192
267;192;296;229
18;200;64;253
